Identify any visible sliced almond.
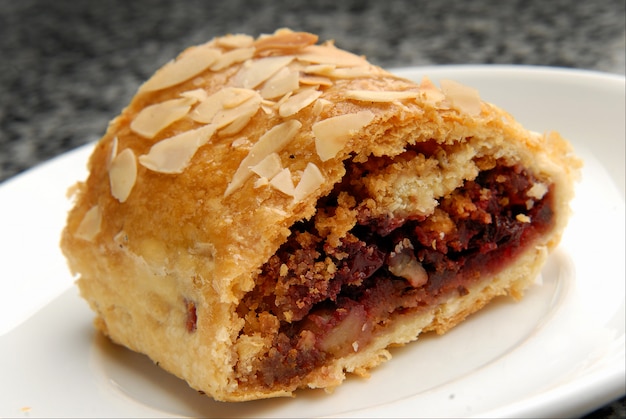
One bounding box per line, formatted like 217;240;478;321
278;88;323;117
130;97;195;139
234;55;295;89
260;67;300;99
324;66;374;79
440;79;482;116
250;152;282;179
269;168;295;196
139;47;221;93
225;120;302;196
212;95;261;130
216;105;258;136
107;136;119;170
297;44;367;67
75;205;102;242
180;88;208;102
254;177;269;188
299;74;333;86
216;34;255;49
312;98;331;115
138;124;216;174
313;111;375;161
345;90;419;102
254;30;318;54
419;76;446;105
294;162;325;202
191;87;259;123
109;148;137;203
304;64;336;76
210;47;255;71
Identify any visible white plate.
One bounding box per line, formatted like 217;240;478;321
0;65;624;418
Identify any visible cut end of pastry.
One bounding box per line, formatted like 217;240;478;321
60;29;581;402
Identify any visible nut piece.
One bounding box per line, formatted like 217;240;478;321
293;162;325;202
215;34;255;49
180;88;209;102
254;30;318;54
75;205;102;242
191;87;260;125
210;47;255;72
212;96;262;131
138;123;217;174
260;67;300;99
225;120;302;196
109;148;137;203
234;55;295;89
269;168;296;196
440;79;482;116
345;90;419;102
419;76;446;105
278;88;323;117
250;152;283;179
130;97;195;139
139;46;221;93
297;44;368;67
313;111;375;161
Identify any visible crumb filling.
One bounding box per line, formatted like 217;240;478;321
235;146;555;390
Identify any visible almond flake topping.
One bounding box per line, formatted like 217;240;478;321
254;30;318;54
210;47;255;72
304;64;336;74
312;98;331;116
299;74;333;86
130;97;196;139
225;120;302;196
313;111;375;161
180;88;208;102
139;47;221;93
440;79;482;116
260;67;299;99
250;152;282;179
109;148;137;203
294;162;325;202
212;95;261;131
418;76;446;105
234;55;295;89
269;168;296;196
323;66;374;79
217;110;256;136
107;136;119;169
345;90;419;102
215;34;255;49
191;87;259;124
297;44;368;67
75;205;102;242
279;88;323;117
138;123;216;174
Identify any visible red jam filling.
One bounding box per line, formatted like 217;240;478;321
236;160;554;389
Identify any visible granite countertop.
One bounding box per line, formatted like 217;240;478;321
1;0;624;417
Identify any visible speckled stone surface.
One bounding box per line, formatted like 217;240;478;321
0;0;624;416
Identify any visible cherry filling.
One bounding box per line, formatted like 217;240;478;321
236;159;555;390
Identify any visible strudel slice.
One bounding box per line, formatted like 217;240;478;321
61;29;581;401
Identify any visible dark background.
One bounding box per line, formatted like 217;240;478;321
0;1;624;417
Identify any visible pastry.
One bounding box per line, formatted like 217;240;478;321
60;29;581;401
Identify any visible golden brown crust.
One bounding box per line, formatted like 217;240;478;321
60;29;581;401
